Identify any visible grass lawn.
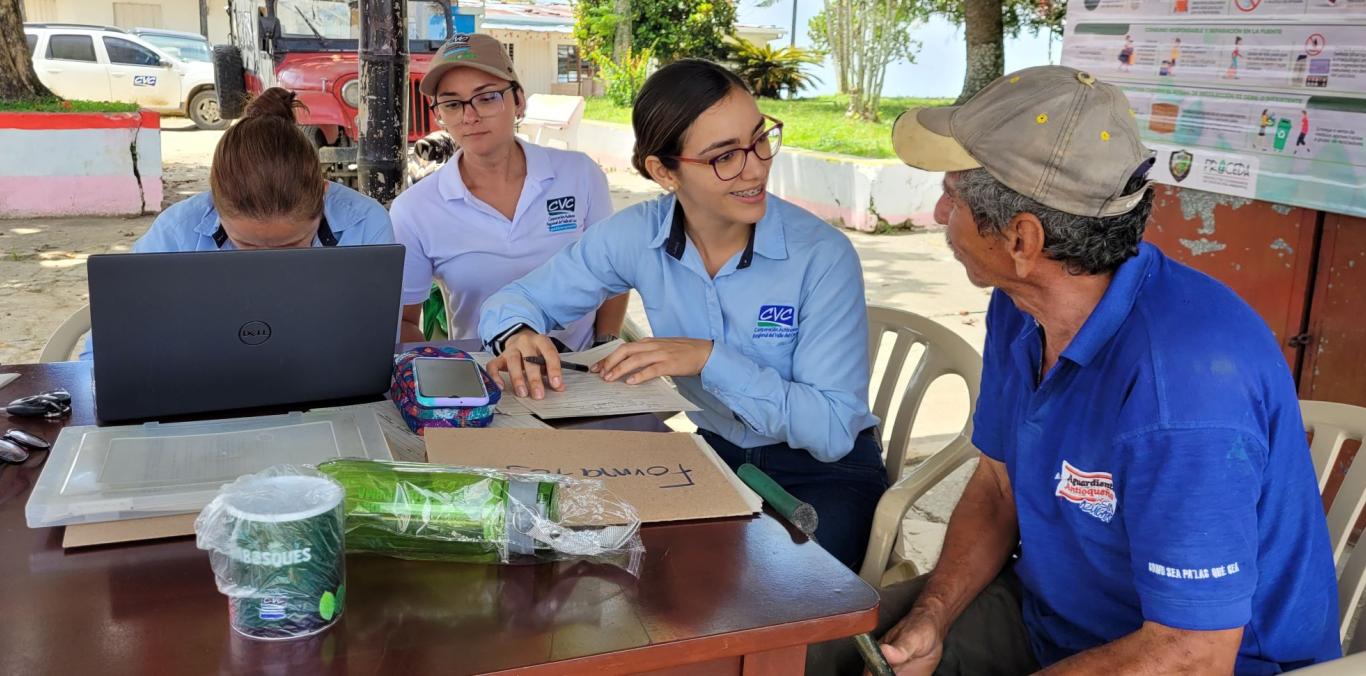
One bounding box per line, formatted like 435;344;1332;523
582;94;954;159
0;98;141;113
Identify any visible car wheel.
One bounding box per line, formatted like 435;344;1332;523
189;89;227;130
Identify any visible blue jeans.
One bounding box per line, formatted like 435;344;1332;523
700;427;889;570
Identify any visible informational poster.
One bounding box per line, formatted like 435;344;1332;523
1072;0;1366;19
1062;2;1366;216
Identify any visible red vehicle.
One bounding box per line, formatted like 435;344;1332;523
213;0;477;152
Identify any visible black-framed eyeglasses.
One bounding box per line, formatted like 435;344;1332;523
433;85;516;118
672;115;784;181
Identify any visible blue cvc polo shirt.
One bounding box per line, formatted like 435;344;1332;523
974;242;1340;673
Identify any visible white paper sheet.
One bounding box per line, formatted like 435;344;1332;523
473;341;698;420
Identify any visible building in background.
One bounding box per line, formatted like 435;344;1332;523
481;1;783;97
22;0;230;43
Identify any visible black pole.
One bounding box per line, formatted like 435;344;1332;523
358;0;408;204
199;0;209;38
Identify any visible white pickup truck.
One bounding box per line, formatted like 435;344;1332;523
23;23;224;130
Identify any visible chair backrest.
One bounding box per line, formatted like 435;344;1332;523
521;94;584;149
38;304;91;363
1302;399;1366;653
866;305;983;483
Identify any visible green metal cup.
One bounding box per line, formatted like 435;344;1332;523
221;475;347;640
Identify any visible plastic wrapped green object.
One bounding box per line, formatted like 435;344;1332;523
194;466;347;641
317;458;642;564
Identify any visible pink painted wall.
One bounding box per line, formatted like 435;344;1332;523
0;111;162;218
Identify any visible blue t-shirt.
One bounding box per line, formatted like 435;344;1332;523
974;243;1339;673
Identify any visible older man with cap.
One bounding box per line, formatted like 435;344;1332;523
815;66;1340;675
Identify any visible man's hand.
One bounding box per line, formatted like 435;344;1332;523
877;609;946;676
486;329;563;399
592;338;714;385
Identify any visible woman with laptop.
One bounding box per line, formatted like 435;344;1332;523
389;33;627;348
477;60;886;570
78;87;394;359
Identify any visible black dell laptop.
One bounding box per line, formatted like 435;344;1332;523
86;245;404;423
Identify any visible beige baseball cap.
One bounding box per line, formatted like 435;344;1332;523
419;33;520;97
892;65;1153;217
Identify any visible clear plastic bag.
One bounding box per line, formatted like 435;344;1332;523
194;466;347;640
316;458;644;566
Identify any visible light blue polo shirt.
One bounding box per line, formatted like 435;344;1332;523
130;182;393;252
390;140;613;349
479;193;879;461
78;183;394;359
975;242;1339;672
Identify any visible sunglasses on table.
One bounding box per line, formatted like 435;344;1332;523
0;428;52;465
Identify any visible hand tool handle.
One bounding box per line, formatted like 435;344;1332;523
736;463;818;537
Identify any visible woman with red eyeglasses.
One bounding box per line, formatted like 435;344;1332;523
479;59;885;571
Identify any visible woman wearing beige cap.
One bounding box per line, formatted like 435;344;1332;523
390;33;627;348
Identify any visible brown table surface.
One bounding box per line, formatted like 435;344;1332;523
0;360;878;675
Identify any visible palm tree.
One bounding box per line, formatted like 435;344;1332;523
725;37;822;99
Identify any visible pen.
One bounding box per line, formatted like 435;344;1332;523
525;356;591;373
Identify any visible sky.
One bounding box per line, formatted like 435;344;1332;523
736;1;1061;98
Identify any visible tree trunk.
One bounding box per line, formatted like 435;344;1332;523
612;0;632;60
845;0;864;118
0;0;54;101
827;0;850;94
957;0;1004;104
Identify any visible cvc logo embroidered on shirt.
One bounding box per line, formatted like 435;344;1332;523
1054;460;1117;523
546;196;578;233
753;305;798;340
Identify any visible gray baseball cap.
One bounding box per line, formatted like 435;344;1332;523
419;33;520;97
893;66;1153;217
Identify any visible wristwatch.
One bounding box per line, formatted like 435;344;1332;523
592;333;618;348
488;323;531;356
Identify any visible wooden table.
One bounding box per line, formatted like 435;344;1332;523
0;361;878;675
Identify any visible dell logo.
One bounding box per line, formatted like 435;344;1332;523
239;321;272;346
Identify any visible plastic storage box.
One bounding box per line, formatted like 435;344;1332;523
26;409;393;528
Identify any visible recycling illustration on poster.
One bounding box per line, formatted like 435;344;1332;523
1062;1;1366;216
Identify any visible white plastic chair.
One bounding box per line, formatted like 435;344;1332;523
520;94;585;150
1289;652;1366;674
1302;400;1366;655
39;304;91;363
858;306;983;587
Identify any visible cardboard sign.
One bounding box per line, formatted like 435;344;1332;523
63;513;196;548
424;429;761;524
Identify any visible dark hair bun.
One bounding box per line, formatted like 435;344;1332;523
242;87;305;122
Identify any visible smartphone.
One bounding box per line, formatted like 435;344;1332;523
413;357;491;408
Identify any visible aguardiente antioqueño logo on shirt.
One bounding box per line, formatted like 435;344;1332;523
753;305;798;340
546;196;577;233
1054;460;1117;523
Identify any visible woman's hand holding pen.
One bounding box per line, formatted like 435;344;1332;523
487;329;564;400
488;332;714;399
